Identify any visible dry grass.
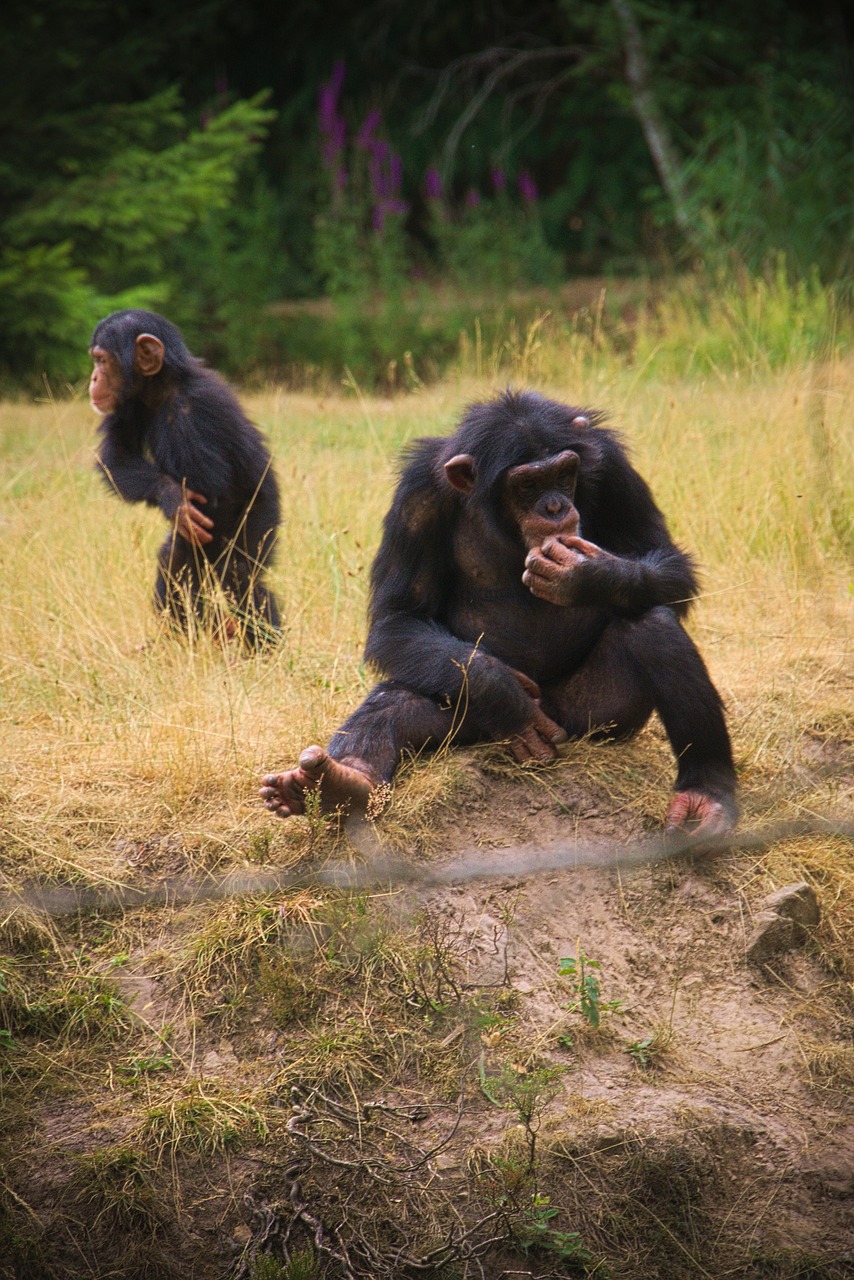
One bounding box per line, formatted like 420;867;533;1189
1;352;850;885
0;316;852;1277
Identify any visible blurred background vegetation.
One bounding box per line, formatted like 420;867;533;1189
1;0;852;389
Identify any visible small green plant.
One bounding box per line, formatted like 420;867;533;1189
248;1251;318;1280
71;1147;163;1236
257;954;320;1028
479;1059;565;1171
117;1052;173;1080
558;950;623;1029
625;981;677;1069
515;1192;592;1265
142;1083;268;1159
625;1024;673;1070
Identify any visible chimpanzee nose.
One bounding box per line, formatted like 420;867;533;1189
545;496;565;516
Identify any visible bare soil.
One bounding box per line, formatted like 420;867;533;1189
2;735;852;1280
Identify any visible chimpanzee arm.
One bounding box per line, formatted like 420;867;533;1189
97;418;183;518
526;432;699;616
365;454;536;738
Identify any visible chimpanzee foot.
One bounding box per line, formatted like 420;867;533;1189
260;746;377;819
665;789;738;843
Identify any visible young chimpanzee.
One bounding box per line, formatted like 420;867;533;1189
89;309;281;647
261;390;737;836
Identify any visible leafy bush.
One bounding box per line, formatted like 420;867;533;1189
0;88;274;385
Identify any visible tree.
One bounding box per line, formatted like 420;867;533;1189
0;1;272;384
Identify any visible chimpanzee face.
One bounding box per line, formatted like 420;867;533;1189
503;449;581;549
88;333;166;416
88;347;122;415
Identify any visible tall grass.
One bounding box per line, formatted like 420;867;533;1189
0;286;851;892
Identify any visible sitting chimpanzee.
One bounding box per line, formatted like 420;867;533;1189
261;390;737;836
89;309;281;647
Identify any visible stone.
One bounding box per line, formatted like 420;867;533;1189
745;911;796;963
762;882;820;929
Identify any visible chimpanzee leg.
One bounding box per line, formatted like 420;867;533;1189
260;680;489;819
154;534;205;631
222;547;282;647
327;681;485;781
543;606;736;804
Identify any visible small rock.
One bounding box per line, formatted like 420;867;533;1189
762;882;820;929
745;911;796;963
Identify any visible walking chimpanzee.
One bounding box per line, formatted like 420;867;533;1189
261;390;737;836
89;309;281;647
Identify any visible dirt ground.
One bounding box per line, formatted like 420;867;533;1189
2;731;853;1280
418;769;854;1274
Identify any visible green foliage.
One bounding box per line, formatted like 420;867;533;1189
431;195;562;290
143;1083;269;1157
248;1252;319;1280
558;951;623;1030
0;87;274;384
164;160;288;375
0;961;132;1042
2;0;853;385
478;1059;565;1167
635;261;843;376
515;1192;592;1265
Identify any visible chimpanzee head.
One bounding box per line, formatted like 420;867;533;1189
88;310;194;415
442;389;600;549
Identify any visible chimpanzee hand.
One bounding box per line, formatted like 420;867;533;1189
507;666;568;762
175;490;214;545
522;535;614;606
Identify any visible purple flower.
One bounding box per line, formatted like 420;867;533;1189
318;61;346;137
491;167;506;193
318;62;348;188
518;170;538;203
356;109;382;149
321;117;346;167
465;187;481;209
215;74;229;98
369;140;403;204
424;167;442;200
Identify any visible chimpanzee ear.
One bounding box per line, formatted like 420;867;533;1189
444;454;476;494
134;334;165;377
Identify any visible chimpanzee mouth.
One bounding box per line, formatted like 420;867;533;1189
522;515;581;550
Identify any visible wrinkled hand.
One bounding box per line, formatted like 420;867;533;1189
506;666;568;762
175;490;214;545
522;535;612;605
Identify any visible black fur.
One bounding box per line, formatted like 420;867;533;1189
327;389;736;813
93;310;281;646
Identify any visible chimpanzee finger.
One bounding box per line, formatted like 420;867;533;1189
521;570;564;603
539;538;589;566
188;504;215;529
551;534;603;559
523;549;564;582
509;734;535;763
532;707;568;744
508;667;542;700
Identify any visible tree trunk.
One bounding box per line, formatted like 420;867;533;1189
610;0;697;242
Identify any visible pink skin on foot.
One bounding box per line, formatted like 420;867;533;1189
665;789;736;840
260;746;376;819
